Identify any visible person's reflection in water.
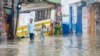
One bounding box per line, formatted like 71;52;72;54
70;34;83;56
29;42;35;56
37;40;45;56
30;39;34;44
69;34;73;48
40;33;45;45
62;34;73;48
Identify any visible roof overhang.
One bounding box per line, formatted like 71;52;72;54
20;2;54;12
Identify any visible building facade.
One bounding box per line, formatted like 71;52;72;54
1;0;20;39
0;0;6;36
0;0;3;35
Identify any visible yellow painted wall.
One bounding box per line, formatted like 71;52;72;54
89;6;96;34
16;19;51;37
89;5;96;48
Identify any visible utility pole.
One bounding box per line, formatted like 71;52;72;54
11;0;14;40
15;0;21;38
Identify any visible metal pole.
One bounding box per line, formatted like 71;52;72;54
15;6;19;38
15;0;20;38
11;0;14;40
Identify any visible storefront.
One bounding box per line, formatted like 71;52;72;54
3;5;14;39
83;0;100;47
86;0;100;35
69;1;87;34
95;4;100;35
87;3;100;47
17;3;55;37
61;0;70;35
0;0;6;36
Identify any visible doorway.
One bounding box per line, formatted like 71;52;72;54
89;3;100;47
95;4;100;46
95;5;100;36
4;8;14;40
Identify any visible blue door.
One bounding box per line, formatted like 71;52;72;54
62;23;69;35
76;6;82;34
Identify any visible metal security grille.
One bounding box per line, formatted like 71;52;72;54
35;9;51;22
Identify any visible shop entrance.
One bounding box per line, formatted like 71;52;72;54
89;3;100;47
90;3;100;36
4;8;14;40
95;4;100;36
95;3;100;47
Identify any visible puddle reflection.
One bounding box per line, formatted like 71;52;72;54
0;35;99;56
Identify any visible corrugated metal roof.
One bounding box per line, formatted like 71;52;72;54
20;2;54;12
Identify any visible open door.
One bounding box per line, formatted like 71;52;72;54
95;6;100;36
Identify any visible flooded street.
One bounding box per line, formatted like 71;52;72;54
0;34;100;56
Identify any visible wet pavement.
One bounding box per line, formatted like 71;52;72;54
0;34;100;56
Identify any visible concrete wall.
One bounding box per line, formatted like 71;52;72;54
82;6;89;34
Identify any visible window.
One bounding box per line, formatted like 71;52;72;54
35;9;51;22
4;0;12;5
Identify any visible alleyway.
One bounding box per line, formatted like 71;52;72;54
0;34;100;56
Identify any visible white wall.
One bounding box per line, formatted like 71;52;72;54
19;13;29;26
61;0;70;24
19;11;35;26
68;0;81;4
51;9;56;23
61;0;81;24
30;11;35;22
82;7;89;34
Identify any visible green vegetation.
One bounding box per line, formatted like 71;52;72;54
47;0;61;4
